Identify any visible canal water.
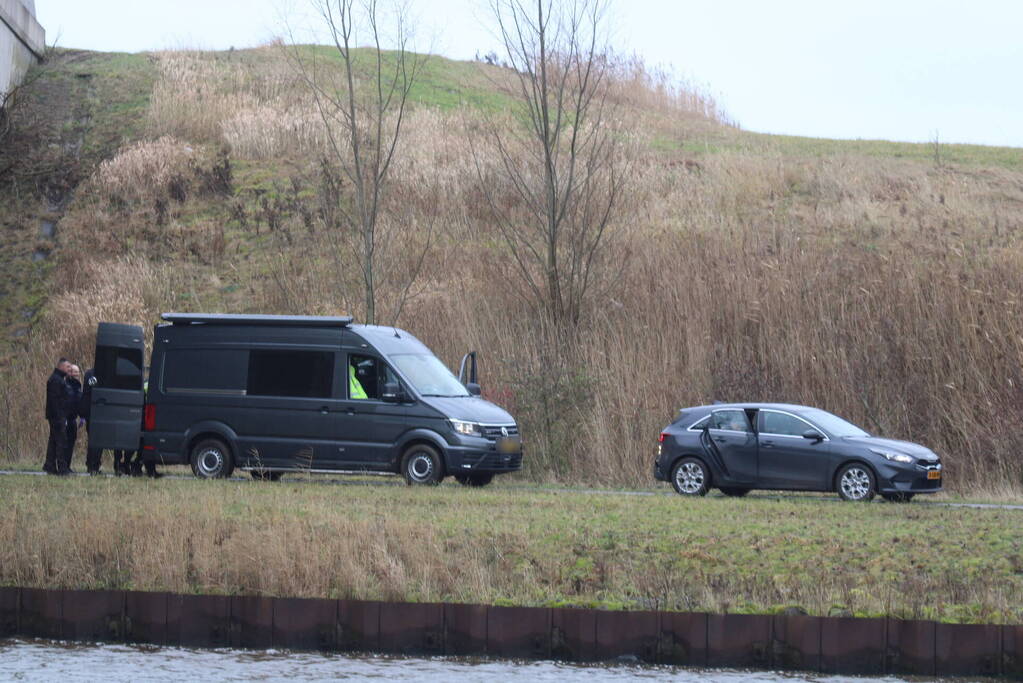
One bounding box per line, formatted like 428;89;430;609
0;638;925;682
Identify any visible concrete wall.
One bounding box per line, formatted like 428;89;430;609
0;0;45;103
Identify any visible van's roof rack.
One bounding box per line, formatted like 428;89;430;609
161;313;353;327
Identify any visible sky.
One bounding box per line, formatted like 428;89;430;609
33;0;1023;147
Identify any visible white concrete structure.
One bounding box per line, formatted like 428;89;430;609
1;0;45;104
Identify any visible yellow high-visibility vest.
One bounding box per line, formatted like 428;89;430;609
349;364;367;399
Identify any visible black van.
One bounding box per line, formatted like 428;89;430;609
88;313;522;485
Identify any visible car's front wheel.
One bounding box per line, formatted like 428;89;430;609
401;444;444;485
190;438;235;479
836;463;876;501
671;457;710;496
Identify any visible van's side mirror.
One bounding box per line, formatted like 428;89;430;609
466;382;481;397
802;429;824;442
382;382;405;403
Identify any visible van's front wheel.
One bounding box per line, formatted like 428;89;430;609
190;438;235;479
401;444;444;485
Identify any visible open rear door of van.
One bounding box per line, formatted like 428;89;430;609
89;322;145;451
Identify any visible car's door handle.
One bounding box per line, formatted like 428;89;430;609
94;398;107;406
761;439;774;448
713;437;726;443
319;406;330;414
345;407;356;415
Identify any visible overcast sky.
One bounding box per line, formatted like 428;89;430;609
34;0;1023;147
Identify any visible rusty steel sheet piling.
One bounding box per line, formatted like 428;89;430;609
935;622;1002;678
658;611;708;666
771;614;822;672
820;616;886;675
61;589;124;643
443;602;487;656
886;619;935;677
486;605;551;659
707;613;771;669
0;587;19;637
230;594;273;649
273;597;338;652
1;586;1021;679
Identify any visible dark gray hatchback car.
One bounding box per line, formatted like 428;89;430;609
654;403;943;501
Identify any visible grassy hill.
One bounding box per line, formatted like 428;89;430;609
1;46;1022;492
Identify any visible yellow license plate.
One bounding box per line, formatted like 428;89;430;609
927;470;941;480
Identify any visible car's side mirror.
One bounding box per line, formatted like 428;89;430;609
466;382;481;397
802;429;824;442
382;382;405;403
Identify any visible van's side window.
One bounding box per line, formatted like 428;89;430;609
95;345;144;391
348;355;400;400
163;350;247;394
247;350;333;398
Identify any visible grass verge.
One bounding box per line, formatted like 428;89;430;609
0;474;1019;624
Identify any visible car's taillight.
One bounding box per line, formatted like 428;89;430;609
659;432;668;443
143;404;156;431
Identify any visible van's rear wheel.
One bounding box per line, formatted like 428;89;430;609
190;438;234;479
401;444;444;485
455;473;494;487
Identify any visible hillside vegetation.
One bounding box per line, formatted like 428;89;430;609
1;46;1022;492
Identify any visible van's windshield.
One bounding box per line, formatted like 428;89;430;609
390;353;469;397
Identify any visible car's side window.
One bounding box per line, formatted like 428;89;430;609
688;416;710;431
709;409;751;432
348;355;380;400
760;411;812;437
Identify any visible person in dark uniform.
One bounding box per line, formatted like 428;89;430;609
80;367;103;475
63;364;83;473
43;358;72;475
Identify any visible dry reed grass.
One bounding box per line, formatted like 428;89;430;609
2;46;1022;496
0;476;1019;623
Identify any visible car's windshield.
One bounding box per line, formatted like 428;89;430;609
389;353;469;397
800;408;869;437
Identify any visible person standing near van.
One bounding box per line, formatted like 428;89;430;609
63;364;84;473
80;366;103;475
43;357;72;475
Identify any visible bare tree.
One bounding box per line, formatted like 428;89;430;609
474;0;627;326
286;0;428;324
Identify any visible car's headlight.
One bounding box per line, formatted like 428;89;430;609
870;448;914;464
450;419;481;436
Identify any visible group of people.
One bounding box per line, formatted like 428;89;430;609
43;357;150;477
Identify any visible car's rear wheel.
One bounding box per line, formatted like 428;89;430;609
719;487;751;497
882;492;914;503
401;444;444;485
671;457;710;496
455;473;494;487
190;438;234;479
836;463;876;501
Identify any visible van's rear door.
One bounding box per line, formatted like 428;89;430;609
89;322;145;451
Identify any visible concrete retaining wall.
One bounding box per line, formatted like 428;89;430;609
0;0;44;102
0;587;1018;678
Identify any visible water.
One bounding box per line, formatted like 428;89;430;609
0;639;917;682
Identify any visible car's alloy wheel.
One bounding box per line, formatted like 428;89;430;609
671;457;709;496
190;438;234;479
837;464;876;501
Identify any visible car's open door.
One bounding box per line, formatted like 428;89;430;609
88;322;145;451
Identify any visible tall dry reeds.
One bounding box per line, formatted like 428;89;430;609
2;46;1021;494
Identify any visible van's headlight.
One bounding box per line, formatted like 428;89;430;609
450;419;482;436
870;448;913;464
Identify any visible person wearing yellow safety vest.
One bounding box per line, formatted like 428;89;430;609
349;362;368;399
